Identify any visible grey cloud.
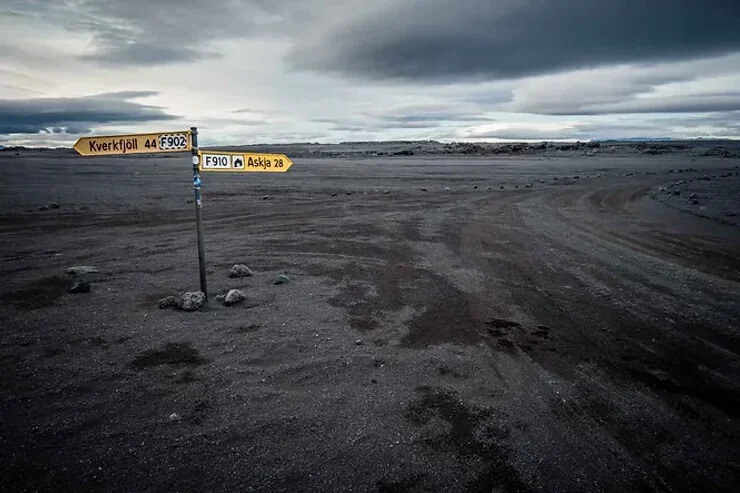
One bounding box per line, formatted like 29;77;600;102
499;55;740;115
0;91;177;134
315;105;496;132
6;0;266;65
466;113;740;140
541;93;740;115
289;0;740;80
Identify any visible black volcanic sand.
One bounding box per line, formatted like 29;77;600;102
1;149;739;492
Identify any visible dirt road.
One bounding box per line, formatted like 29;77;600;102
1;151;738;491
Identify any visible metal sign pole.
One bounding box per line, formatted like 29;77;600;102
190;127;208;300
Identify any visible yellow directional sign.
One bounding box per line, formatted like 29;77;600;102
73;130;192;156
198;151;293;173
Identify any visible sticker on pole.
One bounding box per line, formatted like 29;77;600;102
198;151;293;173
73;131;192;156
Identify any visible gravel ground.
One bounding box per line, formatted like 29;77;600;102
1;150;738;492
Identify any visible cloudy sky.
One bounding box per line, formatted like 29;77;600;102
2;0;739;146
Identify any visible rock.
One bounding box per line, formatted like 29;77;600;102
689;193;698;199
168;413;182;422
672;191;680;196
66;265;100;276
420;188;427;192
158;296;178;309
50;203;61;209
178;292;206;312
69;280;90;294
371;378;378;384
215;294;226;302
525;183;533;188
472;185;478;189
691;199;699;205
38;205;48;211
486;186;493;191
223;289;246;306
726;211;737;217
355;339;363;345
274;274;291;285
383;190;390;194
443;187;451;192
262;195;270;200
331;192;337;197
228;264;253;278
573;176;580;179
345;191;352;195
553;177;558;180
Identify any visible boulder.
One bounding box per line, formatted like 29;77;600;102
158;296;178;309
178;292;206;312
274;274;291;285
228;264;253;278
67;265;100;276
223;289;246;306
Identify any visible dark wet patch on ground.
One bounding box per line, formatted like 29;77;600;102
405;386;530;492
0;276;70;310
130;342;207;370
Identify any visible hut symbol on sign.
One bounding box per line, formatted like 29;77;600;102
233;156;244;169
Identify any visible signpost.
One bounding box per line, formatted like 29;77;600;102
198;151;293;173
73;131;192;156
73;128;293;303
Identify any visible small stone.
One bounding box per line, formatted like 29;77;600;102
486;186;493;191
178;291;206;312
573;176;580;179
168;413;182;422
371;378;378;384
38;205;48;211
331;192;338;197
223;289;246;306
672;191;680;196
345;191;352;196
158;296;177;309
444;187;451;192
525;183;533;188
66;265;100;276
420;188;427;192
50;203;61;209
69;280;90;294
215;294;226;302
691;199;699;205
355;339;363;345
472;185;478;189
274;274;291;285
383;190;390;194
689;193;698;199
262;195;270;200
725;211;737;217
228;264;253;278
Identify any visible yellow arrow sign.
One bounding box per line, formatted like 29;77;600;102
199;151;293;173
73;131;192;156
